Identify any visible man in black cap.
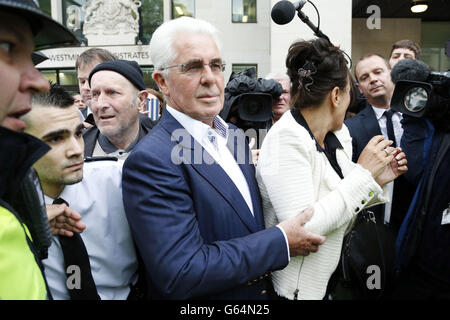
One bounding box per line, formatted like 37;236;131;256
84;59;156;160
75;48;117;125
0;0;78;299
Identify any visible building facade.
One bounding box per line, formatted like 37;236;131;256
36;0;448;93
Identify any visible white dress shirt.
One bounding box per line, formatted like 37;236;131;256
42;160;138;300
371;106;403;223
371;106;403;148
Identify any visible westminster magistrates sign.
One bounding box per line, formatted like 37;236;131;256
38;45;152;68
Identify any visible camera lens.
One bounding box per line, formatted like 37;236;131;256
244;101;260;115
404;87;428;113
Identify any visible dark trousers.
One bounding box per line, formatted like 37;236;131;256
391;264;450;300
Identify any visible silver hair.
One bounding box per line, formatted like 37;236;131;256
148;17;222;78
265;72;291;83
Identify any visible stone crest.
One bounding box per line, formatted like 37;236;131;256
82;0;142;46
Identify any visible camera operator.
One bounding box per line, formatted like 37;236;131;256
391;58;450;299
220;68;283;165
265;72;292;124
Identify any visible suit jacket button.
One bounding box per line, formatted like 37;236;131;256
261;290;267;295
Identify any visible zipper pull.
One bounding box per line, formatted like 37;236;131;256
293;289;299;300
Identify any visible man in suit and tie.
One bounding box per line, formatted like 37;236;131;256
345;54;414;233
122;17;325;300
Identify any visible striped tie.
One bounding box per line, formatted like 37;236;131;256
213;117;227;139
207;117;227;150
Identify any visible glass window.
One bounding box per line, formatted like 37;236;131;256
232;64;258;77
40;69;78;94
232;0;257;23
41;70;57;84
138;0;164;45
59;69;78;86
37;0;52;16
59;69;79;93
62;0;89;45
172;0;195;18
141;66;158;89
422;48;449;72
421;22;450;72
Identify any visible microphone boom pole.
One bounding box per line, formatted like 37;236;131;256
271;1;331;43
295;7;330;42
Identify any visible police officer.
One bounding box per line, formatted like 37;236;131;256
0;0;78;300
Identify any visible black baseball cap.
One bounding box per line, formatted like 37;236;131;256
0;0;79;49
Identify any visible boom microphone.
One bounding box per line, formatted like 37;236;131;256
391;58;430;84
271;0;307;25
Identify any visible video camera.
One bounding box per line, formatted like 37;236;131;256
219;68;283;132
391;59;449;120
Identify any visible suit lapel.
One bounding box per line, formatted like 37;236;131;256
190;157;259;233
160;110;258;233
227;130;265;230
361;104;382;139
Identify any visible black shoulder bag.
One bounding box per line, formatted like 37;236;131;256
330;209;396;300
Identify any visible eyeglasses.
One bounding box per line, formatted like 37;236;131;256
161;59;226;75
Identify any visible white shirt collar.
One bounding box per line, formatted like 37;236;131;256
371;105;389;121
371;105;402;121
44;194;53;205
43;188;68;205
166;105;229;145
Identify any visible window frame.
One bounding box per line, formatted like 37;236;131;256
171;0;196;19
232;0;257;24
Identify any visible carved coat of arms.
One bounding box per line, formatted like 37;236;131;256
83;0;141;44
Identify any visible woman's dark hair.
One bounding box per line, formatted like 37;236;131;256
286;38;349;110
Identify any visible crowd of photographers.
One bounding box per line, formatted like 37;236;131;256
1;0;449;300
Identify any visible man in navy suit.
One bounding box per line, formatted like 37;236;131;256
345;54;414;233
122;17;325;300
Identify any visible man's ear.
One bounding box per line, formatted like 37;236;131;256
153;71;169;97
137;90;149;112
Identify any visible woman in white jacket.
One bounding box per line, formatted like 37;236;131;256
256;38;408;300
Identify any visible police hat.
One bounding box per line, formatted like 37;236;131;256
0;0;79;49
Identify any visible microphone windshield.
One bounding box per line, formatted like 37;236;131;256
391;58;430;84
271;1;296;25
